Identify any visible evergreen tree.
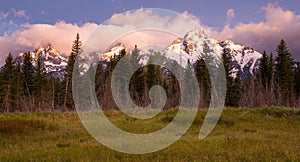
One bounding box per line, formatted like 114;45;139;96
221;48;238;107
11;63;22;111
258;51;269;87
0;53;16;112
33;55;48;109
294;61;300;98
163;59;181;109
143;52;163;107
231;70;242;107
183;59;196;107
274;39;294;106
268;53;275;88
109;49;131;106
63;33;82;110
22;52;35;97
195;57;210;108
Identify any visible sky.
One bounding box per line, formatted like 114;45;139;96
0;0;300;65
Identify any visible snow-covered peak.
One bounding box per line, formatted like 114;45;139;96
100;43;128;61
182;28;209;54
100;28;262;79
16;44;67;79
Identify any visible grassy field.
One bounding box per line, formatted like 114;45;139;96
0;108;299;161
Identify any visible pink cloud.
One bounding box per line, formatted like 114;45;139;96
226;9;235;25
0;9;29;20
1;5;300;66
11;9;29;19
0;11;9;19
210;3;300;59
0;21;99;64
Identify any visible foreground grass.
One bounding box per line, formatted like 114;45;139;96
0;108;299;161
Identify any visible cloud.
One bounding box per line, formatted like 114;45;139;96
0;8;202;65
82;8;201;54
210;3;300;59
0;9;29;20
11;9;29;19
0;11;9;19
41;10;47;16
0;21;99;64
226;9;235;25
1;5;300;66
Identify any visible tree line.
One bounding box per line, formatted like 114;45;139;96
0;33;299;112
0;33;81;112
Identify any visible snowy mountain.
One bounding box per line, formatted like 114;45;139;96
14;29;262;80
16;44;67;79
99;43;129;61
102;29;262;79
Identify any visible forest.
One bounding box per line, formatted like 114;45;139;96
0;33;299;112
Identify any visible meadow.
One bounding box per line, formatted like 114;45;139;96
0;108;299;161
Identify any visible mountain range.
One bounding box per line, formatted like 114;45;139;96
99;29;262;79
15;29;262;79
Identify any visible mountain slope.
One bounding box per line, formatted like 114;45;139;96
14;29;262;80
16;44;67;79
103;29;262;79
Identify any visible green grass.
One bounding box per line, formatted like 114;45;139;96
0;108;299;161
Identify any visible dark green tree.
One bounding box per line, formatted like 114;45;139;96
22;52;35;97
258;51;270;87
195;57;211;108
12;63;22;111
33;55;48;108
183;59;196;107
231;70;242;107
294;61;300;98
221;48;239;107
0;53;16;112
274;39;294;106
63;33;82;110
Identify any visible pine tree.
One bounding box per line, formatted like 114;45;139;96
265;53;277;106
12;63;22;111
0;53;16;112
22;52;35;97
231;70;242;107
294;61;300;100
63;33;82;110
221;48;237;107
33;55;48;109
195;57;211;108
106;49;132;107
258;51;269;87
274;39;295;106
183;59;196;107
268;53;275;88
163;59;181;109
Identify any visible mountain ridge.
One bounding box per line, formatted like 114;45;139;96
102;29;262;79
15;29;262;79
16;44;67;79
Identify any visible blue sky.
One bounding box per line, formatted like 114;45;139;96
0;0;300;65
